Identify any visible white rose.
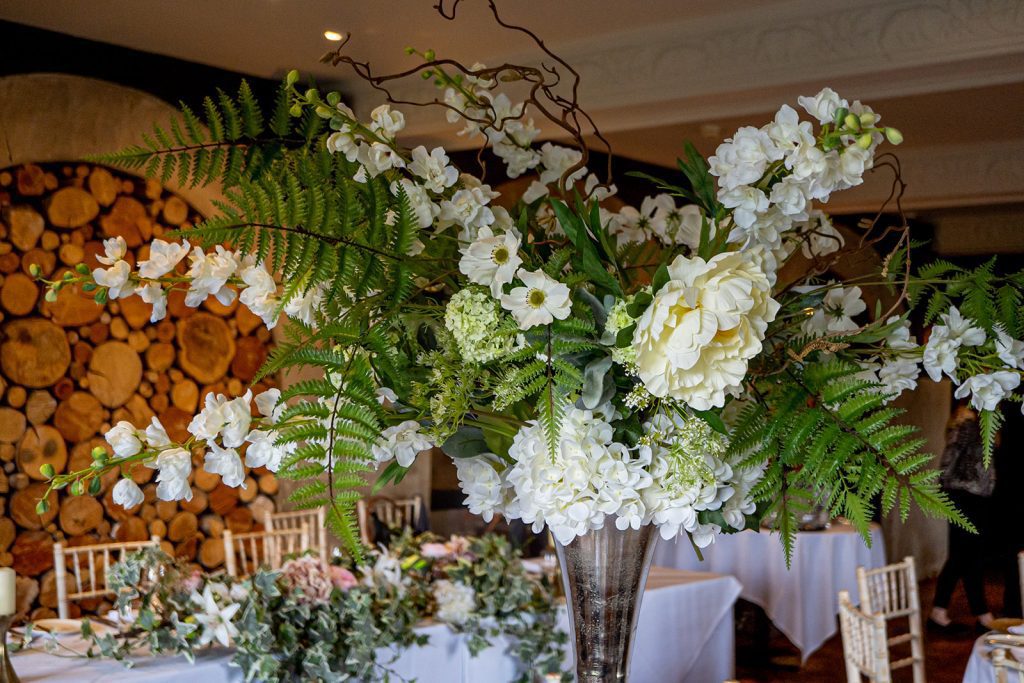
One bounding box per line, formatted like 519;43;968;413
112;478;144;509
632;252;780;410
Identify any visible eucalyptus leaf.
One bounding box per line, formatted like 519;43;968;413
441;426;490;458
581;356;613;409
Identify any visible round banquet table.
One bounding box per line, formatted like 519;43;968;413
653;522;886;662
9;566;740;683
963;635;996;683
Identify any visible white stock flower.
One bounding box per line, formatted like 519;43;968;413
243;430;287;472
239;262;279;329
444;288;514;363
538;143;585;189
186;246;239;307
877;358;920;403
799;211;844;259
884;316;918;353
433;580;476;625
282;284;325;328
521;180;549;204
764;104;814;151
996;327;1024;369
106;421;142;457
204;442;246;488
729;206;791;249
391;179;438;229
138;239;190;278
155;447;193;502
632;252;779;410
454;455;508;522
718;186;769;230
326;128;359;161
458;227;522;297
357;142;405;178
709;126;783;191
95;236;128;266
500;268;572;330
440;185;496;235
493;139;541;178
188;392;232;442
93;260;136;300
138;283;168;322
768;176;809;218
218;391;253;448
254;388;284;422
922;329;960;382
803;286;866;335
112;478;144;509
408;146;458;193
369;104;405;137
797;87;849;125
937;306;986;347
954;371;1020;412
145;416;171;448
372;420;432;467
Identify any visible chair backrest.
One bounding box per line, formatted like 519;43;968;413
856;555;925;683
223;523;309;578
1019;551;1023;618
53;535;162;620
992;647;1024;683
356;495;423;546
838;590;893;683
264;508;327;562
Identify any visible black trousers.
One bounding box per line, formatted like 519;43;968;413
933;490;992;616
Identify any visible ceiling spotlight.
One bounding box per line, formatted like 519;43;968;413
324;30;344;41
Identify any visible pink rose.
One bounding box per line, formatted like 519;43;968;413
180;569;202;594
420;543;450;559
329;566;358;591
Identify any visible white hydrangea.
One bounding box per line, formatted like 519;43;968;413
444;288;514;363
454;455;509;523
602;296;641;366
432;579;477;625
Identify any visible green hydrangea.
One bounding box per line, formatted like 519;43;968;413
605;295;640;365
443;288;513;364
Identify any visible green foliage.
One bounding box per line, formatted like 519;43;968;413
737;358;971;564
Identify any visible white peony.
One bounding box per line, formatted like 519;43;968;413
138;239;190;279
500;268;572;330
154;447;193;502
432;579;476;625
631;252;779;410
105;421;142;457
112;478;144;509
372;420;432;467
458;227;522;298
454;455;508;522
954;371;1021;412
204;442;246;488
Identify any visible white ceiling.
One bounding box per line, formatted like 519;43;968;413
3;0;1023;211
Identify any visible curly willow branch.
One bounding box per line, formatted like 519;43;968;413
320;0;614;196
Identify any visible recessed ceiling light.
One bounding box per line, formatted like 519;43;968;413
324;30;344;41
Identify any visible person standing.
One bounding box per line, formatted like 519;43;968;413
928;403;997;633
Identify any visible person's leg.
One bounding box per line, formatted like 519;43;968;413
931;525;966;624
958;493;993;624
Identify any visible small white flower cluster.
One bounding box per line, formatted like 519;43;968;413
371;420;433;468
921;307;1024;413
443;288;515;363
853;316;923;404
91;236;323;330
707;88;881;259
105;416;189;505
602;295;641;366
454;455;513;523
606;196;708;250
801;283;867;335
640;413;762;547
432;579;477;626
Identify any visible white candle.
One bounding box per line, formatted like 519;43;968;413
0;567;15;616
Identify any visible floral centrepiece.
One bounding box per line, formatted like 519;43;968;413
37;4;1024;569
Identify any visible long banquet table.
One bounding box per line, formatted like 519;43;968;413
10;566;740;683
653;522;886;662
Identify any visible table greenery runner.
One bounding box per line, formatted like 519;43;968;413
19;533;567;682
34;1;1024;566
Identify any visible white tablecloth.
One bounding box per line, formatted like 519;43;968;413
653;523;886;661
963;636;996;683
10;566;740;683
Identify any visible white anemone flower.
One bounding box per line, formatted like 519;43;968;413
500;268;572;330
458;227;522;298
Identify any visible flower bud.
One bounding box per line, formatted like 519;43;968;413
424;49;436;61
35;500;49;515
88;477;102;495
421;70;432;80
289;103;303;118
885;127;903;145
75;263;90;275
843;114;860;131
39;463;55;479
44;289;58;303
404;46;416;55
304;88;319;102
856;133;874;149
285;69;300;86
94;288;108;304
832;107;849;127
82;282;96;292
28;263;41;277
859;112;877;127
315;105;333;119
70;480;84;496
62;271;74;281
326;91;341;107
91;446;108;459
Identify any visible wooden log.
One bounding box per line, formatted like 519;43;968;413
167;511;198;542
127;330;150;353
0;408;26;444
145;343;175;372
99;196;148;247
231;335;267;382
118;294;152;329
209;483;240;516
16;164;45;195
20;248;55;278
39;569;74;610
171;380;198;413
113;516;148;542
179;487;208;515
87;321;109;345
148;519;167;538
59;495;103;536
199;514;224;538
18;426;67;480
150;394;169;413
0;518;14;552
11;483;58;529
155;500;178;522
193;466;220;493
7;206;45;251
41;231;60;251
225;506;254;533
257;473;279;496
87;168;119;207
109;317;129;340
157;407;191;442
86;341;142;408
238;476;258;503
235;305;263;336
155;320;176;342
15;575;39;617
48;187;99;228
248;495;275;526
12;530;55;576
0;272;38;316
203;288;238;316
198;537;225;569
0;253;19;275
6;386;26;409
42;277;102;327
162;197;189;226
122;393;154;428
174;533;201;561
1;318;70;387
57;243;84;267
8;472;28;490
54;391;104;441
72;342;92;365
53;377;74;401
176;313;235;384
137;503;156;523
